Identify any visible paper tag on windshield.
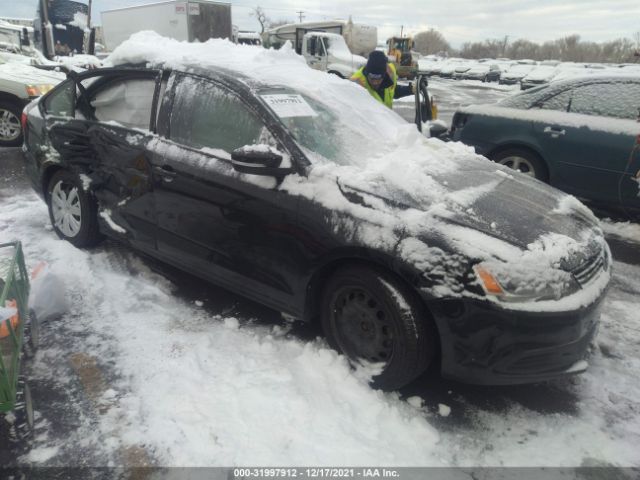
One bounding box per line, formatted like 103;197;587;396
260;94;318;118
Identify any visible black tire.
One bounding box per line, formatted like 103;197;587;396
7;377;34;452
47;170;102;248
321;266;436;391
0;100;23;147
491;147;549;182
22;310;39;359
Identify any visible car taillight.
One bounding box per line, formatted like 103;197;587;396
21;112;28;132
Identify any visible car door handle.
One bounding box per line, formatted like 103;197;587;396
153;165;177;182
543;126;566;137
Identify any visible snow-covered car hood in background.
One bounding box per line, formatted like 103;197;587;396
0;62;66;85
524;66;559;82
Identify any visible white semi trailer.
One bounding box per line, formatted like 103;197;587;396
101;0;233;51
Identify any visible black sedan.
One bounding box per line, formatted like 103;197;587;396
22;57;610;390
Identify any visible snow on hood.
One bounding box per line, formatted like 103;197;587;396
0;62;65;85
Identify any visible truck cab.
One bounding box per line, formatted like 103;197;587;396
301;32;366;78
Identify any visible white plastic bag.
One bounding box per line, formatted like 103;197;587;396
28;262;68;321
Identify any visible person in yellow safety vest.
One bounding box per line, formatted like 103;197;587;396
350;50;414;109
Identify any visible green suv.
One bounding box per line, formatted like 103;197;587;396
451;75;640;219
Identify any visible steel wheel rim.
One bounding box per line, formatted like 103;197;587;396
0;108;21;141
498;155;536;177
51;181;82;237
331;286;395;364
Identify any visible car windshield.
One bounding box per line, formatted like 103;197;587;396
258;86;407;167
325;36;351;56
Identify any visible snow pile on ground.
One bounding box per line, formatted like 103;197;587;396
2;194;442;466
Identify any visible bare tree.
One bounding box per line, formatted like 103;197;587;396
251;6;270;34
455;32;638;63
413;29;451;55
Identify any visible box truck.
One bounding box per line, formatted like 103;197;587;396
35;0;96;59
101;0;233;51
265;19;377;57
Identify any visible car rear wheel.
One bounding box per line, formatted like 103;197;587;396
0;101;23;147
47;170;102;248
321;266;435;391
491;148;548;182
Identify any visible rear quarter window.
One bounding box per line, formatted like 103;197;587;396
42;79;75;117
89;78;157;130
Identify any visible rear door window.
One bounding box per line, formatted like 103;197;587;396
169;75;276;154
88;78;157;130
569;82;640;120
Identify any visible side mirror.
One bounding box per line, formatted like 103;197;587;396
414;74;433;131
429;123;448;139
231;146;292;176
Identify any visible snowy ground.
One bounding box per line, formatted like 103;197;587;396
0;78;639;471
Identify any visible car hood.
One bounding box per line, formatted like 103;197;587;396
0;62;65;85
336;159;600;256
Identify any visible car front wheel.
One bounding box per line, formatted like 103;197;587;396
47;170;102;247
0;101;23;147
321;266;436;391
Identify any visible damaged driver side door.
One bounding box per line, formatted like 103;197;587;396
43;69;165;252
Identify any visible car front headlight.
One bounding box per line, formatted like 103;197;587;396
473;262;579;303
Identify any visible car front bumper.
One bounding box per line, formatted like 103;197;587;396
426;292;605;385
